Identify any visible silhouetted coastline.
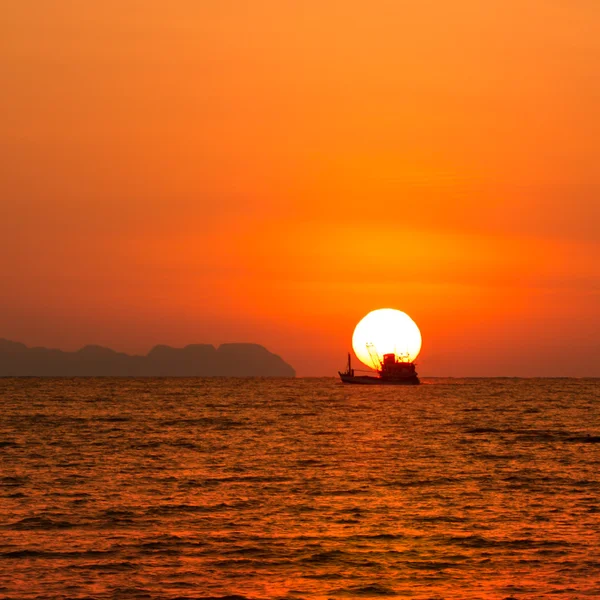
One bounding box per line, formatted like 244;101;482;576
0;339;295;377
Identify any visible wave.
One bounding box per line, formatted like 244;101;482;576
168;596;251;600
301;549;349;564
159;417;243;428
68;560;137;571
208;475;292;483
146;501;258;515
1;549;116;559
6;516;77;530
0;476;28;487
447;535;569;550
335;583;397;596
0;440;19;448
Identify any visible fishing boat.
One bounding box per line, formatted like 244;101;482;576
338;351;420;385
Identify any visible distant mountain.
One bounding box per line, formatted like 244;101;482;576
0;339;295;377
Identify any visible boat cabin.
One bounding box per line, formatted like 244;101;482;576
379;353;417;379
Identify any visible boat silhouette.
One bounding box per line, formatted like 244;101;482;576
338;349;420;385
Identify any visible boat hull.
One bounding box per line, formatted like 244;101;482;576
338;372;420;385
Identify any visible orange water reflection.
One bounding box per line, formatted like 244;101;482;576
0;377;599;599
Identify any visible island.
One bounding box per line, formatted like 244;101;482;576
0;339;295;377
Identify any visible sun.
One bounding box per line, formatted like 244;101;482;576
352;308;422;369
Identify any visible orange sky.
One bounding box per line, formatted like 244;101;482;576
1;1;599;376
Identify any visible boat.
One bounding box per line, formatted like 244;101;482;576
338;352;420;385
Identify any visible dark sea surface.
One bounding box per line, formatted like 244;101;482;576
1;378;599;600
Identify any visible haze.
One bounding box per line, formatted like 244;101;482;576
2;1;599;376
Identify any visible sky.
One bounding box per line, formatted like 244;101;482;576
1;1;599;376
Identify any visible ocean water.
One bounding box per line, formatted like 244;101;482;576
1;377;599;600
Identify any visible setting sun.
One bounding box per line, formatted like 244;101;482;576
352;309;422;369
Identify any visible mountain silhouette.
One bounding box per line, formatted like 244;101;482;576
0;339;295;377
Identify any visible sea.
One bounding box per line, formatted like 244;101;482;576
1;377;599;600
